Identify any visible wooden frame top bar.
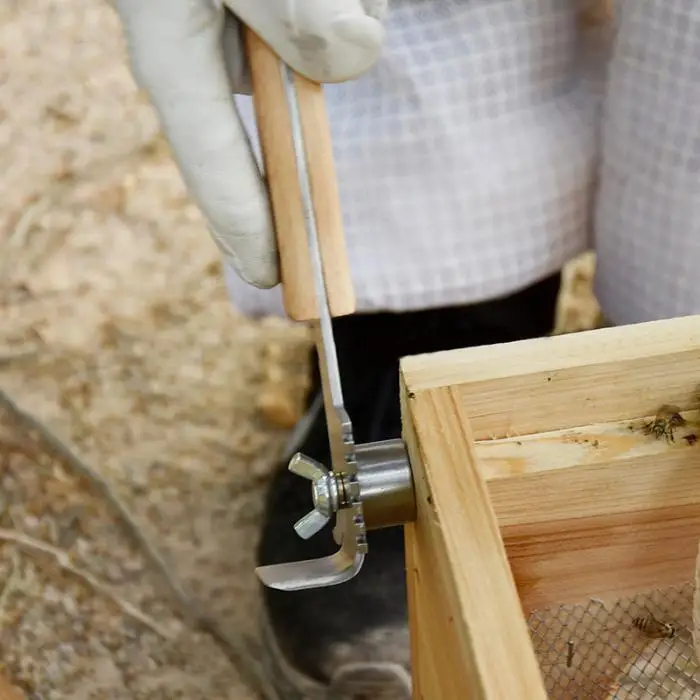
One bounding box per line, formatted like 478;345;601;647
402;315;700;441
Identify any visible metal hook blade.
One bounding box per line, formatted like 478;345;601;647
255;550;365;591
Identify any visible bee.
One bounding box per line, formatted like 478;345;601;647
643;404;686;443
632;613;676;639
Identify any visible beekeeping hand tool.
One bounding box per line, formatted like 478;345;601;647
244;29;416;592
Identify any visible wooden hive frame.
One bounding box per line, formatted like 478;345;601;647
399;314;700;698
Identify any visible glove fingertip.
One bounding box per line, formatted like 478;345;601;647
219;247;280;290
301;14;385;82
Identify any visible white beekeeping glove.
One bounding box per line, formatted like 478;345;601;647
113;0;387;288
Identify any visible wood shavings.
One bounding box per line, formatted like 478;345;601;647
2;3;301;695
0;389;281;700
257;340;313;429
553;252;604;335
0;528;171;639
257;386;305;429
0;550;21;626
0;135;161;293
0;389;191;613
0;348;39;368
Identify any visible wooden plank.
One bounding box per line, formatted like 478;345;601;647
471;413;700;610
401;315;700;440
401;384;547;699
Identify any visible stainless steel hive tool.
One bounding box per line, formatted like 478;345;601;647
245;30;416;592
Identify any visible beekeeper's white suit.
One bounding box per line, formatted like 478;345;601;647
114;0;699;324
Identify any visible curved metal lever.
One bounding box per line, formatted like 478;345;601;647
255;548;365;591
255;452;364;591
254;441;415;592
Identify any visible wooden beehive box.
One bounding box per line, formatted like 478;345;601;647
399;314;700;698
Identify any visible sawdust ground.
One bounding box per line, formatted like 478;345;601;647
0;2;600;698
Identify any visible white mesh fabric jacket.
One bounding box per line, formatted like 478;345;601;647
595;0;700;325
224;0;700;326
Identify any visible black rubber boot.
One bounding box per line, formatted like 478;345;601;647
256;273;562;699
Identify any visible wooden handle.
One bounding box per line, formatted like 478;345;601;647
244;28;356;321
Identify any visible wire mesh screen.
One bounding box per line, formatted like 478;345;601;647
527;583;700;699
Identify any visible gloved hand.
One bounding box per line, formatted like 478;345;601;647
113;0;387;288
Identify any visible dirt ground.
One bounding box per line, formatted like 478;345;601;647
0;2;601;698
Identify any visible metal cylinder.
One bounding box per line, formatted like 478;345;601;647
355;439;416;531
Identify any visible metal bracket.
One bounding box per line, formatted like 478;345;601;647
255;438;416;591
